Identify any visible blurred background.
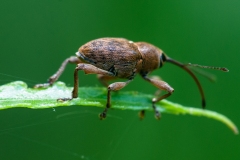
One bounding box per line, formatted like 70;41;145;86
0;0;239;159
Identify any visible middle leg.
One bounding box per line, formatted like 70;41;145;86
57;63;132;119
99;79;132;119
97;74;117;87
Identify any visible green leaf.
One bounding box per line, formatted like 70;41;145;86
0;81;238;134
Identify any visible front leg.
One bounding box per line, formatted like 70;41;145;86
142;75;174;119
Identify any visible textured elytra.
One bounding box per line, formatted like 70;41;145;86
78;38;148;79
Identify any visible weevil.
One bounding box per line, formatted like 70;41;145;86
35;38;228;119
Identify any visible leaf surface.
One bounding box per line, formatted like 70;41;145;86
0;81;238;134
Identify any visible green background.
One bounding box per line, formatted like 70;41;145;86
0;0;239;159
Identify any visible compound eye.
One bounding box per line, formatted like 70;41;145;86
159;53;166;68
161;53;167;62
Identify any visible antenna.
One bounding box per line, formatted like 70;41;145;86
166;57;229;109
187;63;229;72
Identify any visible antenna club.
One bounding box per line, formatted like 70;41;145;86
222;68;229;72
188;63;229;72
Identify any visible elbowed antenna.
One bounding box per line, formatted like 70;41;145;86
166;57;206;108
166;57;229;109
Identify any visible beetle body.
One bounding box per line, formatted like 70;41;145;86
77;38;142;79
77;38;165;79
35;37;228;119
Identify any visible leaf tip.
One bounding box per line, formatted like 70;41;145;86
233;126;239;135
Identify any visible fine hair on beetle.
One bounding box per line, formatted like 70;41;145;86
34;38;228;119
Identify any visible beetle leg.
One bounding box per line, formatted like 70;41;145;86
149;75;163;96
139;76;163;119
99;79;132;120
34;56;81;88
97;74;117;87
57;63;130;119
57;63;115;101
142;75;174;119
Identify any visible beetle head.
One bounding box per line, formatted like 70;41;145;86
135;42;166;73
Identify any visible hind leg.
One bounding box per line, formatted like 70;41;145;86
34;56;81;88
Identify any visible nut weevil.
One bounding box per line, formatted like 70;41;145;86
35;38;228;119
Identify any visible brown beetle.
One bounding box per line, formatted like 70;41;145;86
35;38;228;119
